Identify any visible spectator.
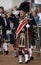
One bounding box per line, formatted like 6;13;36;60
3;39;9;55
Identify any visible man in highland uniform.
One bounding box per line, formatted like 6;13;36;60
16;1;35;64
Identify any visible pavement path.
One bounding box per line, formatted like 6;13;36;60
0;44;41;65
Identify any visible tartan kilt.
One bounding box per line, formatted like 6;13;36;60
15;38;20;48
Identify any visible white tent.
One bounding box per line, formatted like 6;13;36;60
0;0;24;10
35;0;41;4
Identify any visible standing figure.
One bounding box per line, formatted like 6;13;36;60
16;2;30;64
3;39;9;55
0;6;4;54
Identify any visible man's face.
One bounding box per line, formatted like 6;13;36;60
20;10;26;18
0;8;3;14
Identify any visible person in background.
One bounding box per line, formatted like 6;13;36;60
37;7;41;24
3;39;9;55
2;11;10;40
8;16;16;44
28;9;37;60
0;25;3;54
10;14;19;29
0;6;4;15
0;6;4;54
37;7;41;47
8;16;19;56
9;14;19;57
32;9;39;24
0;6;10;54
28;9;37;46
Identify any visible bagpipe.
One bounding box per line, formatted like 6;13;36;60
15;16;30;48
15;15;37;48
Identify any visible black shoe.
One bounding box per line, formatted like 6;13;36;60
4;50;9;55
22;53;24;57
25;60;30;64
6;51;9;55
30;56;34;60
